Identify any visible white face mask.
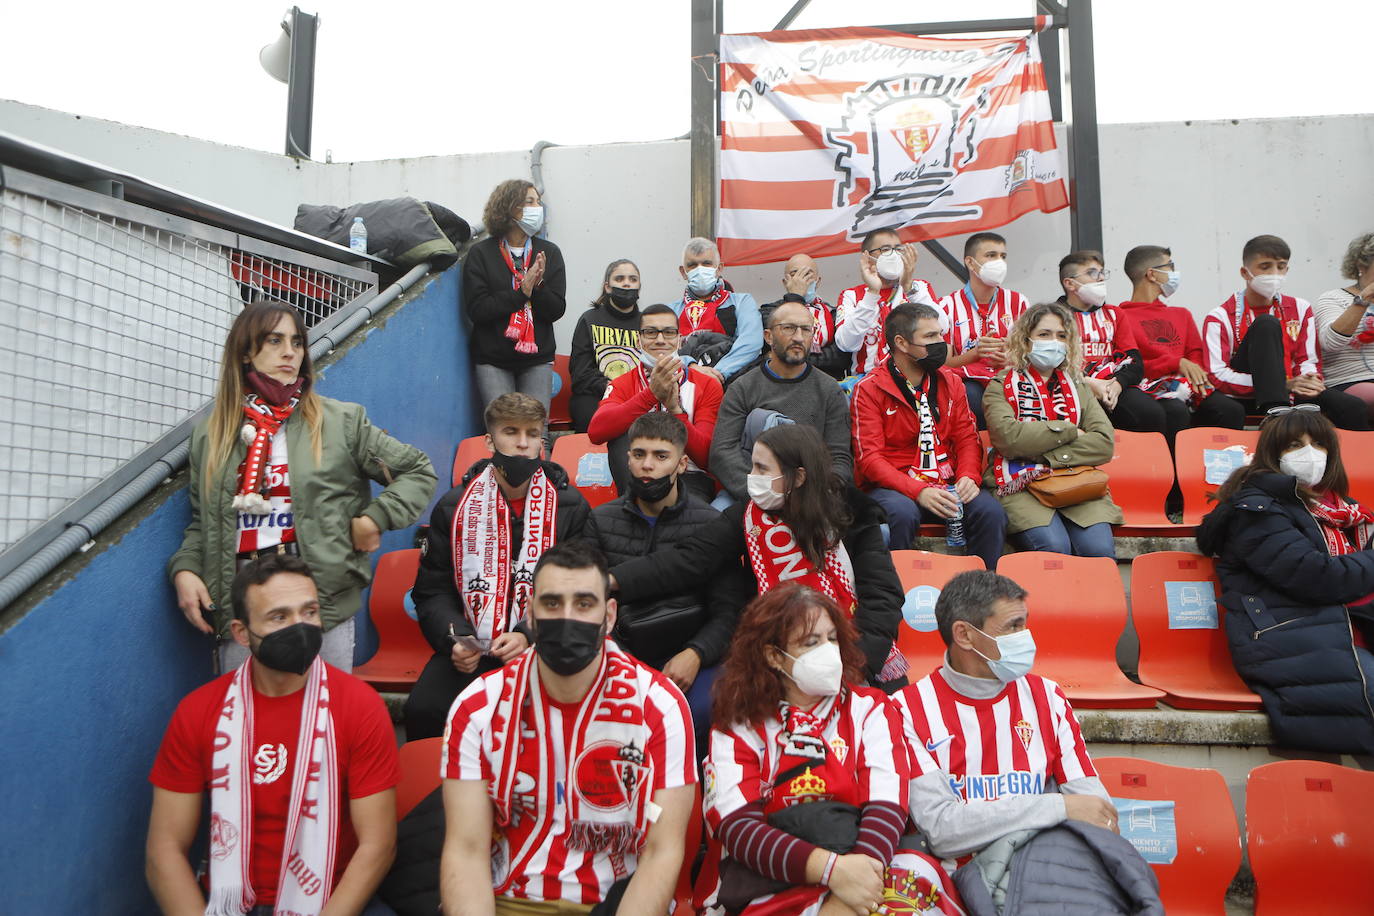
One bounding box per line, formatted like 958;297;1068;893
977;258;1008;287
875;250;904;281
1156;269;1181;298
517;204;544;237
781;642;843;697
1076;280;1109;308
970;625;1037;683
1280;443;1327;487
1248;271;1285;300
747;473;785;511
1029;339;1067;372
686;265;720;297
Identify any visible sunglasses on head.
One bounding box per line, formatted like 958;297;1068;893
1261;403;1320;423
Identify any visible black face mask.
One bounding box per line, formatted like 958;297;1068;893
248;622;323;675
491;450;541;487
627;472;676;503
916;341;949;373
608;287;640;310
533;617;606;676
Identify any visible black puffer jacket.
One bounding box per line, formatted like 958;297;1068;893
1196;471;1374;754
610;487;903;681
591;488;750;668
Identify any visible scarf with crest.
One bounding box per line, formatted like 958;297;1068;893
990;367;1080;496
500;240;539;355
678;282;733;336
235;372;306;515
1308;495;1374;556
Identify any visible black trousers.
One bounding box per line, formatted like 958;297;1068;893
570;392;601;434
1221;314;1369;430
403;651;504;741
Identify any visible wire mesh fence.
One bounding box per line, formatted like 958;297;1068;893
0;178;376;564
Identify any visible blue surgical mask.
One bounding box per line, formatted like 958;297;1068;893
803;281;817;304
972;625;1036;683
686;265;719;297
517;204;544;238
1157;269;1181;298
1028;339;1067;372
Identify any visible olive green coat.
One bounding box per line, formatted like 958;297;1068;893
168;397;437;635
981;370;1123;535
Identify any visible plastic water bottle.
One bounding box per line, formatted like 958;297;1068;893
945;484;967;552
349;217;368;254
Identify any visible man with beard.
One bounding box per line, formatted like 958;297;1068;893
708;301;854;502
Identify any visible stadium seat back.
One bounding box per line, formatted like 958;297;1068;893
1095;756;1240;916
549;353;574;431
451;434;491;487
354;549;429;691
996;553;1164;708
551;433;618;508
396;737;445;821
1336;428;1374;503
1105;430;1176;531
890;551;984;682
1175;428;1259;526
1130;552;1261;710
1247;760;1374;914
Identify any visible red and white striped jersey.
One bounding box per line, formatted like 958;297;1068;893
1071;303;1135;379
703;686;910;829
936;287;1029;380
1201;292;1320;397
834;280;940;377
442;657;695;905
236;430;295;553
893;671;1096;803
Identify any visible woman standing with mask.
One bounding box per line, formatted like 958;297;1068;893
984;302;1121;558
568;258;642;432
609;423;907;690
464;179;568;409
1198;407;1374;755
169;301;437;671
700;584;964;916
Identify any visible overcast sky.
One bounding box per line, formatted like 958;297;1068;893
2;0;1369;162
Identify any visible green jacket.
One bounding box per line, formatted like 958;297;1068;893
168;397;437;635
982;370;1123;535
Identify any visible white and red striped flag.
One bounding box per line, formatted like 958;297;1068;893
718;28;1068;265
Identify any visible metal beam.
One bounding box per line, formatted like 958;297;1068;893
874;17;1061;37
1063;0;1103;250
1038;27;1063;122
689;0;717;239
921;240;969;285
284;7;318;160
773;0;813;30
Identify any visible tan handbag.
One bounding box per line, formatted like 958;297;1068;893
1028;466;1109;508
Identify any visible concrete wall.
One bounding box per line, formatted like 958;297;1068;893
0;265;473;915
7;99;1371;350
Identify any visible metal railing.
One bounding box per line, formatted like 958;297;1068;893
0;163;381;586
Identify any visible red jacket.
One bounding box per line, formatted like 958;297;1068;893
850;361;983;499
586;363;722;470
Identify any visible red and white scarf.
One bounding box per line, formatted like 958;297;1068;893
235;373;305;516
891;363;952;484
489;643;653;891
743;502;908;681
990;367;1081;496
1308;495;1374;556
500;240;539;355
208;657;338;916
678;283;733;336
453;464;558;641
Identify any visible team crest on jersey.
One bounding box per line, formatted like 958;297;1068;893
573;740;646;814
209;813;239;860
1014;719;1035;751
829;736;849;764
253;742;288;785
884;868;947;913
1286;319;1301;341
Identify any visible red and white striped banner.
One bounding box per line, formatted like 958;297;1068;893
718;28;1068;265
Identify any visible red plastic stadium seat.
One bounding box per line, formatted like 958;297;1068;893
451;435;490;487
996;553;1165;708
1094;757;1241;916
551;433;618;508
396;737;445;821
1174;428;1259;526
549;353;574;431
1247;760;1374;915
1336;428;1374;503
1130;552;1261;710
354;549;429;691
1106;430;1178;534
890;550;984;682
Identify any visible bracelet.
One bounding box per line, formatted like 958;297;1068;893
820;851;838;886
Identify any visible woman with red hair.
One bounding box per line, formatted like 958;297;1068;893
700;584;963;916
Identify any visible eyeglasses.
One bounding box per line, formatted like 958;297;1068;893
638;327;680;340
773;323;816;336
1151;261;1176;272
1262;403;1320;422
1074;268;1110;281
864;245;901;256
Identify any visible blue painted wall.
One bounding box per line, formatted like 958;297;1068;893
0;265;474;915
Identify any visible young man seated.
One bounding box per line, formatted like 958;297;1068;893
147;554;398;916
405;392;591;740
834;227;940;378
850;303;1007;569
1203;234;1369;429
441;541;697;916
587;303;723;501
673;236;763;384
937;232;1029;428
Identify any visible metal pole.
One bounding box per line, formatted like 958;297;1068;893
773;0;813;30
874;17;1057;36
285;7;318;160
689;0;717;239
1063;0;1102;251
921;240;970;286
1037;28;1063;123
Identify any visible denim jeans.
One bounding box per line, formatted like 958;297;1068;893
868;487;1007;570
474;361;554;412
1013;514;1116;558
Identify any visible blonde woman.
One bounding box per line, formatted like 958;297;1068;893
983;302;1122;557
169;301;437;670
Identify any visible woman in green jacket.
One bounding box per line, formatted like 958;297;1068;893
983;302;1122;558
168;300;437;670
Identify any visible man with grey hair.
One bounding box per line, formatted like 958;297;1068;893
674;237;762;383
892;570;1118;862
851;301;1006;567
